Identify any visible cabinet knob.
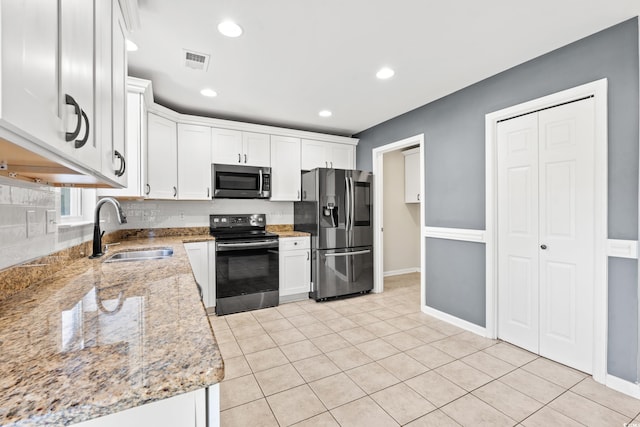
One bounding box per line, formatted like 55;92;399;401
540;244;547;250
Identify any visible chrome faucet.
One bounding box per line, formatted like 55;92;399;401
90;197;127;258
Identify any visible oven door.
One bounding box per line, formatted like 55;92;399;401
215;240;279;315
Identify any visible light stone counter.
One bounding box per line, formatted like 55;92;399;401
0;235;223;426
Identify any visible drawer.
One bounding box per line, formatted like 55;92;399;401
279;236;310;251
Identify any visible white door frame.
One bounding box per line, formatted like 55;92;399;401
372;134;425;303
485;79;608;383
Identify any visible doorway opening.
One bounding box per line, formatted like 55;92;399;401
372;134;425;305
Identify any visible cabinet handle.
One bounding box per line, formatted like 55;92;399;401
207;187;210;198
417;193;420;201
330;161;333;168
244;154;247;163
297;190;300;200
64;94;82;142
306;251;309;261
173;186;177;198
114;150;126;177
238;153;241;163
145;184;150;195
74;109;90;149
325;161;328;168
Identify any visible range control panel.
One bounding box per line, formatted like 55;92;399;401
210;214;266;229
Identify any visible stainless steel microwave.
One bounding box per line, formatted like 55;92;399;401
211;164;271;199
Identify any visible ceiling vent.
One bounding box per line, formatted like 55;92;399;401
183;50;210;71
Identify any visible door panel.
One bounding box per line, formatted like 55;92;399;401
538;98;594;373
314;247;373;299
497;112;539;353
498;97;595;374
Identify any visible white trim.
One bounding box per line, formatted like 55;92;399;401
422;305;487;337
606;239;639;259
605;375;640;399
424;226;486;243
384;267;421;277
148;102;358;146
371;134;425;304
485;78;608;384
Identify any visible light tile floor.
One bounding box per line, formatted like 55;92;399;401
212;273;640;426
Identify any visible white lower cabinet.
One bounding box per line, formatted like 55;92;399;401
279;237;310;302
184;241;216;309
73;385;219;427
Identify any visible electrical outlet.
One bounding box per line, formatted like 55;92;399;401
26;210;37;238
46;210;57;234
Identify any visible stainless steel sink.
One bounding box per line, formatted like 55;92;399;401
104;247;174;263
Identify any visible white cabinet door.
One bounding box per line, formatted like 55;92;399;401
330;143;355;170
270;136;301;201
301;139;328;170
0;0;62;152
60;0;100;171
279;237;310;299
211;128;243;165
178;124;212;200
242;132;270;167
147;113;177;199
96;0;127;185
403;148;420;203
98;89;148;198
73;388;207;427
185;241;209;305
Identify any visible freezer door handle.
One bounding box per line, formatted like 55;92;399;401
324;249;371;258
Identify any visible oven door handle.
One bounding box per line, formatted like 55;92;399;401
216;240;279;251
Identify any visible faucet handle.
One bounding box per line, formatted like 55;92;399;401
104;242;120;253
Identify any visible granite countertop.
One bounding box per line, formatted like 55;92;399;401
0;235;223;427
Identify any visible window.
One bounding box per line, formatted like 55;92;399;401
59;188;96;225
60;187;83;220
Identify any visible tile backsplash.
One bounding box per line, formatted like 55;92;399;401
1;174;294;270
0;177;94;271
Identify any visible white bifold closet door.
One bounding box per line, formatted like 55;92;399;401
497;97;595;374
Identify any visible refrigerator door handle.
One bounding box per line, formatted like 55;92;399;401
344;176;351;231
324;249;371;257
349;177;355;231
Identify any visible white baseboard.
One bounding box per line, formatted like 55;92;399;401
384;267;420;277
422;305;487;337
605;374;640;399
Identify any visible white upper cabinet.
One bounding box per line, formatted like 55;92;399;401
60;0;100;171
403;148;420;203
211;128;242;164
147;113;177;199
242;132;270;167
177;124;211;200
0;0;62;150
270;135;301;201
301;139;355;170
212;128;270;167
97;0;128;185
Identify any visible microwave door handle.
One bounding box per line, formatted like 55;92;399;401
259;169;263;195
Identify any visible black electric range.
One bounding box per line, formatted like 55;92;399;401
210;214;279;315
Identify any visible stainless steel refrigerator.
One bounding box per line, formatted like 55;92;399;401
294;168;373;300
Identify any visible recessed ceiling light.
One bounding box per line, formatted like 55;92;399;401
218;20;243;38
200;88;218;97
126;39;138;52
319;110;332;118
376;67;395;80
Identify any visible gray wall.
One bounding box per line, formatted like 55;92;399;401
355;19;639;382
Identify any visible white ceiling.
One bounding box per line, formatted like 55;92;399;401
128;0;640;136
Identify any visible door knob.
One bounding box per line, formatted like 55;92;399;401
540;244;547;250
